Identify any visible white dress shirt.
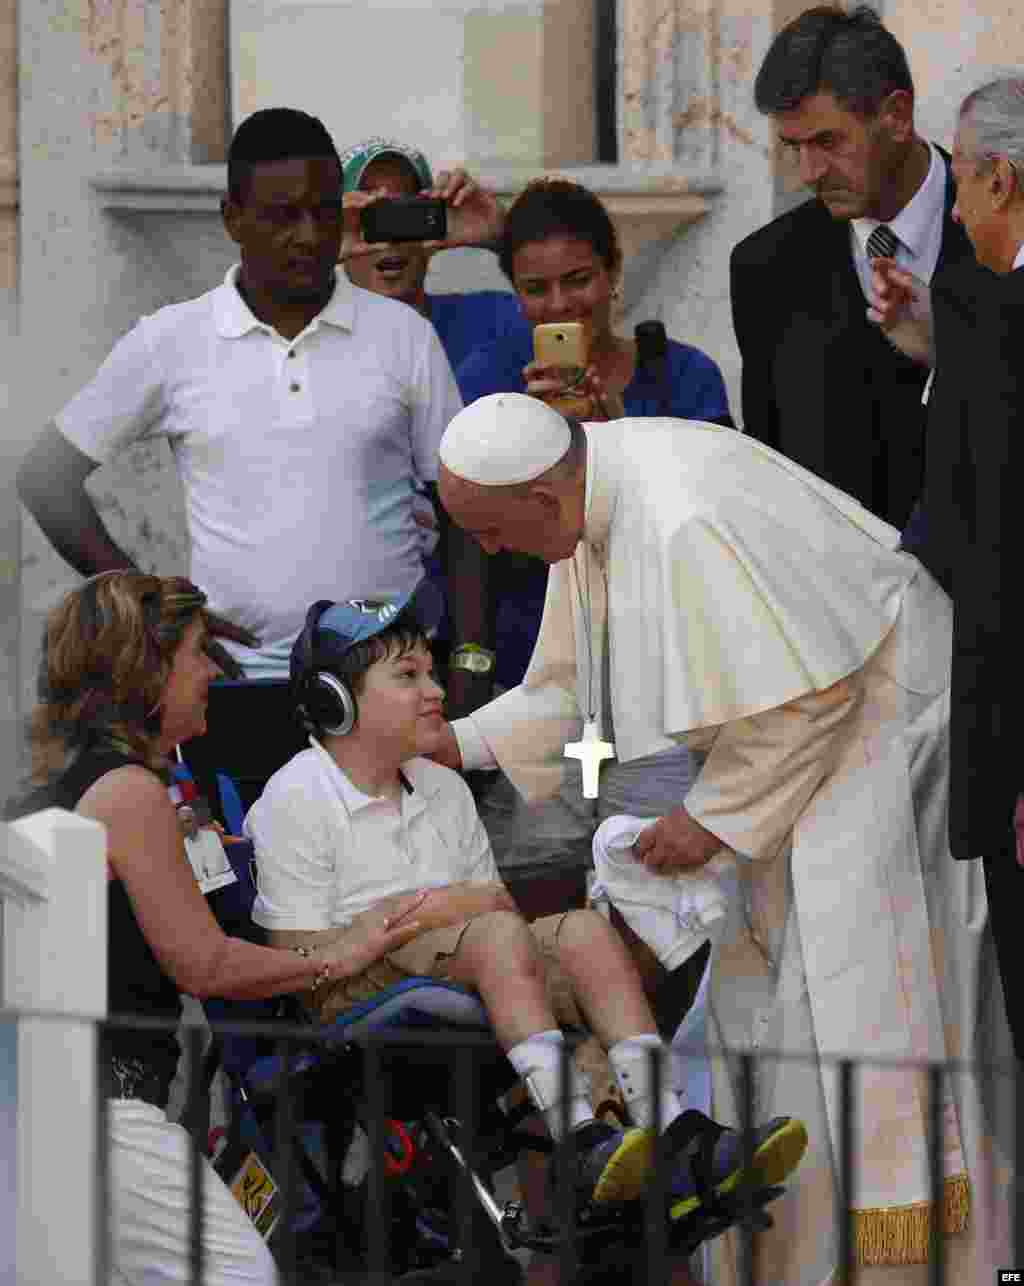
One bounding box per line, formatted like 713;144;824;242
851;141;948;297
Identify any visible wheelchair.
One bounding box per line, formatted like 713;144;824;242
182;755;790;1284
200;835;544;1282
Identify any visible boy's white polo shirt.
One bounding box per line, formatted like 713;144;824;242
245;738;499;932
56;267;462;675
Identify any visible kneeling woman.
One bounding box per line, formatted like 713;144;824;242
16;571;424;1286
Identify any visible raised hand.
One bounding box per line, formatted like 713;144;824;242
521;361;624;420
424;168;505;251
867;257;934;367
338;190;387;263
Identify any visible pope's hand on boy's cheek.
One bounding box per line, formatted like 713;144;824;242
426;720;463;771
632;807;723;873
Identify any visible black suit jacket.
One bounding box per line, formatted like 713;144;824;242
730;150;972;529
910;261;1024;860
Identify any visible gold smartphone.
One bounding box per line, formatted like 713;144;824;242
532;322;592;416
533;321;590;373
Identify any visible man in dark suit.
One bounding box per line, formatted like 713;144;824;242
877;79;1024;1057
731;5;971;529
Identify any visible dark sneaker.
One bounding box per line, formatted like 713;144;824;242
553;1119;658;1209
664;1110;808;1221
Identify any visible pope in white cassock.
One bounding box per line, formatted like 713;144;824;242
434;393;1014;1286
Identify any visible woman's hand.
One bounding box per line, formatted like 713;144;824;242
523;358;581;403
322;890;428;980
521;361;625;420
579;367;625;420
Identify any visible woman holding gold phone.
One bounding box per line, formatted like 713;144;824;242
456;177;731;692
457;176;731;429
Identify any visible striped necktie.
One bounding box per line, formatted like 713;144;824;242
866;223;899;259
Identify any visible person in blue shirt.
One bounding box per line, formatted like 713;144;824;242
339;138;526;705
339;137;530;369
456;176;733;689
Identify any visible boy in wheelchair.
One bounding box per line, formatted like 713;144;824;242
244;582;807;1241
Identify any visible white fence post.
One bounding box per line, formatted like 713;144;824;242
1;808;107;1286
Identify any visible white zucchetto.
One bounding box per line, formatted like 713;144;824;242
439;393;572;486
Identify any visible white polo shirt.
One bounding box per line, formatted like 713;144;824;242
57;267;462;675
245;738;499;932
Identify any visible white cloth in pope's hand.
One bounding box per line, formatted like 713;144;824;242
591;814;739;970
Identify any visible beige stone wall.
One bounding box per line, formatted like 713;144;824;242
618;0;783;415
888;0;1024;147
14;0;237;783
451;0;599;168
187;0;229;162
89;0;227;162
0;0;15;292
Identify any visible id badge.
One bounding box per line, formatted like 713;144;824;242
184;827;237;895
169;778;237;894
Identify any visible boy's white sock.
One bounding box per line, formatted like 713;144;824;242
506;1029;594;1140
608;1034;685;1131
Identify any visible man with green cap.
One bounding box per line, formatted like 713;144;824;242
340;138;530;715
339;137;528;371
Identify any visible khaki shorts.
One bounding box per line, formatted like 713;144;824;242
310;910;583;1028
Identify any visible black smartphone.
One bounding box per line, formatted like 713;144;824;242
360;197;447;244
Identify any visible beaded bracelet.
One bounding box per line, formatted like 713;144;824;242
292;944;331;990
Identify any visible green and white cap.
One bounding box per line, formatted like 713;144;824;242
339;137;433;193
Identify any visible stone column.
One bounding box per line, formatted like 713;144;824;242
887;0;1024;146
1;0;19;810
16;0;231;798
89;0;229;164
618;0;721;168
614;0;787;420
0;0;13;293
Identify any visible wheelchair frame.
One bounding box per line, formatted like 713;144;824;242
187;773;785;1282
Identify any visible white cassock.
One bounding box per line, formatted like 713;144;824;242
453;419;1014;1285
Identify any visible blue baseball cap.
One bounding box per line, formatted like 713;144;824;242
292;579;443;684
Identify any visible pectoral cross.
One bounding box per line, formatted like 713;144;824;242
564;720;616;799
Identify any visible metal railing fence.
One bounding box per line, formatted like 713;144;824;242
3;1004;1023;1286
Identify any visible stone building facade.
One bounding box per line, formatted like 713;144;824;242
0;0;1019;804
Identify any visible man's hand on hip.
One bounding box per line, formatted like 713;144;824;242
633;806;723;873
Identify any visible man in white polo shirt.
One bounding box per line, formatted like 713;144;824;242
17;108;491;800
